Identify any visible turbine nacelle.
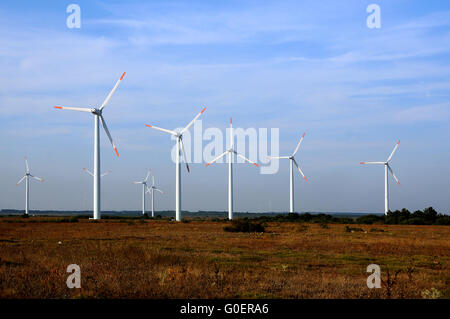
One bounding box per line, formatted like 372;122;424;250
91;108;102;115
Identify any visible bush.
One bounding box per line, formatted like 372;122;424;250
296;224;309;232
356;214;384;224
345;226;364;233
224;219;265;233
319;222;329;229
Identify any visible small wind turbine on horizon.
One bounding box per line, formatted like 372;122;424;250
360;140;401;215
145;107;206;221
132;169;164;217
146;171;164;217
267;132;308;213
16;157;44;215
54;72;126;220
83;168;112;178
205;118;259;220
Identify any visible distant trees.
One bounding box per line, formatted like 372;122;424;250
244;207;450;226
383;207;449;225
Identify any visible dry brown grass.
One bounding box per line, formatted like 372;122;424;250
0;217;448;299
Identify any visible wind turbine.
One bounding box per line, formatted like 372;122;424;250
267;133;308;213
16;157;44;215
83;168;112;178
205;118;259;220
132;169;164;216
54;72;125;220
360;140;401;215
145;171;164;217
145;107;206;221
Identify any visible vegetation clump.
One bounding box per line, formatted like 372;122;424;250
251;207;450;226
345;226;364;232
224;219;265;233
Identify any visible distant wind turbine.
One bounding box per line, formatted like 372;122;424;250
360;140;401;215
54;72;125;219
205;118;259;220
16;157;44;215
267;133;308;213
145;171;164;217
145;107;206;221
83;168;112;178
132;169;164;216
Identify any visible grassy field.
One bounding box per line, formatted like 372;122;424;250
0;217;448;299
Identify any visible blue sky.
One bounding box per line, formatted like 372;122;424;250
1;0;450;214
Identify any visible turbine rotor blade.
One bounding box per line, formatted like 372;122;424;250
83;168;94;177
267;156;290;159
24;157;29;173
145;125;178;136
31;175;44;182
387;140;400;162
360;161;385;165
99;72;126;111
387;165;401;186
144;169;151;182
100;115;119;157
179;138;190;173
54;106;92;113
293;158;307;181
205;151;228;167
180;107;206;135
234;151;259;167
230;117;233;149
16;175;26;185
292;132;306;156
101;170;112;177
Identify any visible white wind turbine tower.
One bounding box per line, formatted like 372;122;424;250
360;140;401;215
205;118;259;220
145;171;164;217
267;133;308;213
54;72;125;220
16;157;44;215
145;107;206;221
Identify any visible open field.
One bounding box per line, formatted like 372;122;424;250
0;217;448;299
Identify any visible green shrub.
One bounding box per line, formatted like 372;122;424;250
356;214;384;224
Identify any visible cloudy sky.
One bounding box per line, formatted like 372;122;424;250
1;0;450;214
